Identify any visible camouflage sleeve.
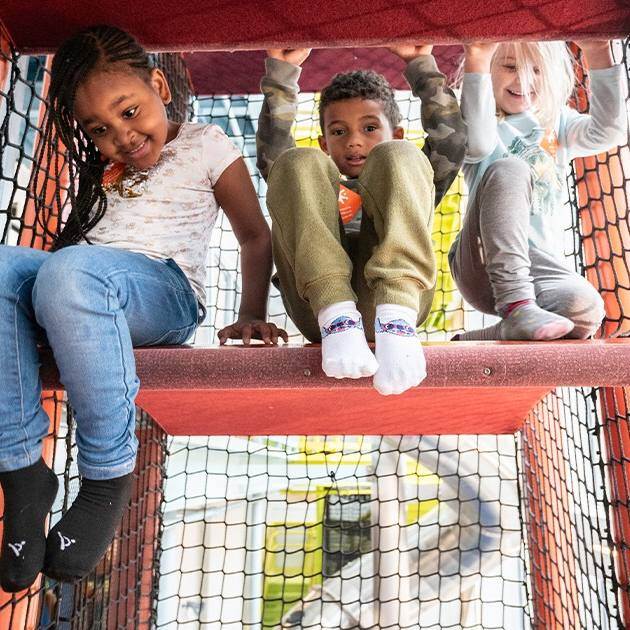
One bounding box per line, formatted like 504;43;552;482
256;58;301;181
403;55;467;206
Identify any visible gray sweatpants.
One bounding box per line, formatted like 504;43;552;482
448;158;604;339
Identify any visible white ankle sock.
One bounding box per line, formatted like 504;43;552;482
373;304;426;396
318;301;378;379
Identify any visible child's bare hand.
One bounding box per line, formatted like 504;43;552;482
266;49;312;66
574;40;614;69
463;42;499;72
464;43;499;57
218;318;289;346
574;40;611;53
389;44;433;62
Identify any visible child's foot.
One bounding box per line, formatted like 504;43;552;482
373;304;426;395
500;301;574;340
0;459;58;592
43;472;134;583
318;301;378;378
453;301;574;341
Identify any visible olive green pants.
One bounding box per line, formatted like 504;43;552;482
267;141;436;342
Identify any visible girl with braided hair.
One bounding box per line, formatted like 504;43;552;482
0;24;285;590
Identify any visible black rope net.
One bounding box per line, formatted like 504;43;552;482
0;33;629;629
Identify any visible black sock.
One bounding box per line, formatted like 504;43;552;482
43;472;134;583
0;459;59;592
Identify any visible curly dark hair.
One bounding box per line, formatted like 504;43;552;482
319;70;402;132
34;25;154;249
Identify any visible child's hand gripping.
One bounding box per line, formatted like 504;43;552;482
463;42;500;73
388;44;434;62
574;40;614;70
218;317;288;346
266;48;312;66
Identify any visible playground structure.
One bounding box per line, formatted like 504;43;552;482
1;3;630;628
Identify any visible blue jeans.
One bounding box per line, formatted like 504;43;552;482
0;244;201;479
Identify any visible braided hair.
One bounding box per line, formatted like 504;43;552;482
34;25;153;249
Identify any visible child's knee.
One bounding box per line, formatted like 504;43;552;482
543;282;605;338
364;140;427;172
270;147;332;180
568;289;605;338
484;157;531;186
367;140;416;161
32;247;95;317
0;247;31;294
361;141;433;198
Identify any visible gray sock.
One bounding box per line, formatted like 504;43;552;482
500;303;574;340
452;322;503;341
453;304;574;341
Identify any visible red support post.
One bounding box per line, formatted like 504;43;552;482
106;417;165;629
521;395;581;628
573;44;630;626
0;51;69;628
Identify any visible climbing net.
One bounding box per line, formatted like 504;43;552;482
0;32;629;629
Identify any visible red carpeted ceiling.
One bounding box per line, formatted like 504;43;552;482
182;47;465;93
2;1;629;94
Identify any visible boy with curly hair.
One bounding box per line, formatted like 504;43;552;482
257;46;466;395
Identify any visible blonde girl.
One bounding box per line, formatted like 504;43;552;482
450;40;627;340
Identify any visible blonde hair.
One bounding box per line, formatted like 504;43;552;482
491;41;575;129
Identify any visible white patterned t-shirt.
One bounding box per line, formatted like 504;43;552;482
85;122;241;301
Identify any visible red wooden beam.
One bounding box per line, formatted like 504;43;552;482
39;340;630;436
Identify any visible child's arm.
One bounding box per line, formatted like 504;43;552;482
256;48;311;182
460;43;500;163
391;44;467;206
214;158;289;345
562;41;628;160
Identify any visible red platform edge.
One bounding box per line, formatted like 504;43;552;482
39;339;630;436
